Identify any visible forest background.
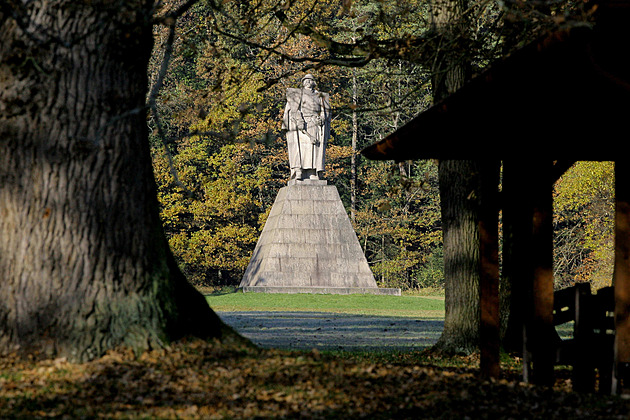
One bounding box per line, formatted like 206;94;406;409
148;0;614;293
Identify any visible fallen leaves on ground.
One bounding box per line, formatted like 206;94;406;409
0;339;628;419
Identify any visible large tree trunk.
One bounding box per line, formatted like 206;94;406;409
434;160;481;354
430;0;480;354
0;1;222;362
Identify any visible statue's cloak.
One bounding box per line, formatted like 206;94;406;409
282;88;330;173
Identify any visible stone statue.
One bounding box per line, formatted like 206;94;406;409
281;74;331;182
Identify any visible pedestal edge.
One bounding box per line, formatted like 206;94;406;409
237;286;401;296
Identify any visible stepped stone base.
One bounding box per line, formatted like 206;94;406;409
240;183;400;295
240;286;401;295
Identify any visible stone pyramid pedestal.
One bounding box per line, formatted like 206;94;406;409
239;180;401;295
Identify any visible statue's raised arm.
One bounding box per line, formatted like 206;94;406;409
282;74;331;183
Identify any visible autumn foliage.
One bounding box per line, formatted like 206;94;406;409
149;1;443;290
148;0;614;292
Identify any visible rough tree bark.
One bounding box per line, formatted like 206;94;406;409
0;1;223;362
430;0;481;354
434;160;481;354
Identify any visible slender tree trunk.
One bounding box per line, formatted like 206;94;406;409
0;1;222;362
430;0;480;354
350;68;358;222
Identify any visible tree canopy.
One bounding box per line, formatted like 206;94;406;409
148;0;611;292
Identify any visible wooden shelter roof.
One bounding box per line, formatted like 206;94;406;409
358;1;630;388
361;1;630;161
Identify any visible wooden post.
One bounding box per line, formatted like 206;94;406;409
527;160;556;386
502;161;534;366
479;160;501;379
615;160;630;393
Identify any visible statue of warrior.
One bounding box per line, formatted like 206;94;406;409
281;74;331;182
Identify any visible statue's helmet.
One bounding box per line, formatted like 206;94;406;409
301;74;316;85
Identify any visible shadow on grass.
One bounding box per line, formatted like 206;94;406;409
217;311;444;353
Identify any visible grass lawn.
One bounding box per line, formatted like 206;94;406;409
205;291;445;319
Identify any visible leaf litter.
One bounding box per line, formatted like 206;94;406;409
0;337;629;419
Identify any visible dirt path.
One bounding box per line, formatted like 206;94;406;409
217;311;444;352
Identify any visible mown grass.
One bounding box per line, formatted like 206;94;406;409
205;290;445;319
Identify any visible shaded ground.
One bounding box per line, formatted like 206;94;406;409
217;311;443;352
2;339;630;419
2;306;626;418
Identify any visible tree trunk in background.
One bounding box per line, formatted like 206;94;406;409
430;0;470;102
0;1;222;362
430;0;480;354
434;160;481;354
351;68;358;222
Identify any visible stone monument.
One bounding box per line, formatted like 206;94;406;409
282;73;329;183
239;75;400;295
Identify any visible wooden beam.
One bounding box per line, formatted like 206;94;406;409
479;161;501;379
501;161;534;362
615;160;630;392
527;160;556;386
360;23;630;163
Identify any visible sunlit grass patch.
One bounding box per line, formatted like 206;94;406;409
205;291;445;318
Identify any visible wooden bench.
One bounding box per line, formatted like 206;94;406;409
552;283;615;393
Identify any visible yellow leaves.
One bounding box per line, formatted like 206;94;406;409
554;161;614;287
554;161;614;213
170;225;258;271
190;57;268;143
155;139;281;284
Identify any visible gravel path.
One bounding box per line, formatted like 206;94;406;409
217;311;444;352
